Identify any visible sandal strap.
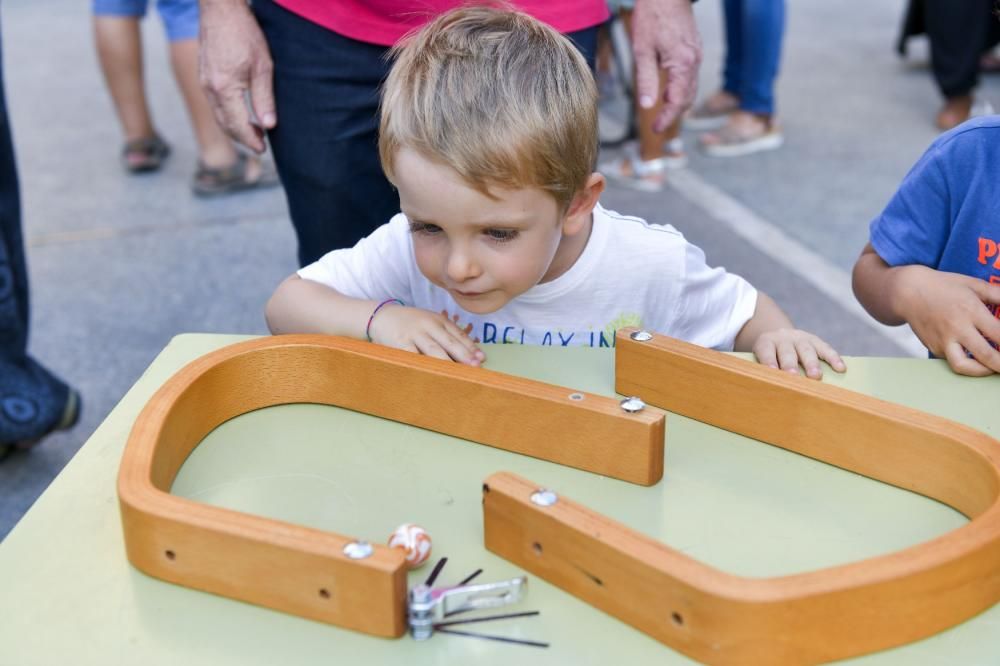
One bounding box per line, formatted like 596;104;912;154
716;115;778;142
123;134;168;157
624;143;673;177
665;137;684;154
195;152;249;186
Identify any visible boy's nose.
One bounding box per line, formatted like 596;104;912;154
446;249;481;283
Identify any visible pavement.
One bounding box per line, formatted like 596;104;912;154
2;0;998;538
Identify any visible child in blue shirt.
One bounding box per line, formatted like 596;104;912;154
853;117;1000;375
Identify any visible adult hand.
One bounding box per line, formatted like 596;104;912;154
198;0;276;153
369;305;486;366
895;266;1000;376
631;0;702;132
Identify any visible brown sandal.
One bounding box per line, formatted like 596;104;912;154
122;134;171;173
192;152;280;197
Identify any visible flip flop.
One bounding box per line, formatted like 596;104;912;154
700;114;784;158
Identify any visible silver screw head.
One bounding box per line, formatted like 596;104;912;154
530;489;558;507
629;330;654;342
620;396;646;413
343;540;374;559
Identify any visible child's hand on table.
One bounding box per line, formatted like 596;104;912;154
752;328;846;380
369;305;486;366
894;266;1000;376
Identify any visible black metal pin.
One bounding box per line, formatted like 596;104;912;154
434;610;540;628
458;568;483;586
424;556;448;587
435;627;549;648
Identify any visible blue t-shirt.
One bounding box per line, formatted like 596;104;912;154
870;117;1000;293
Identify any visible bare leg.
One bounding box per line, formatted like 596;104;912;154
598;11;685;190
634;74;683;162
936;94;973;131
167;38;242;169
622;10;682;162
170;38;278;194
93;16;155;142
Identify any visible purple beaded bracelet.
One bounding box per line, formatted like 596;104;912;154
365;298;404;342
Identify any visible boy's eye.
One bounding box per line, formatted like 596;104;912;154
485;228;519;243
409;222;442;235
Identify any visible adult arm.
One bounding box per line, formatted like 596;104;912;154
631;0;702;131
198;0;276;152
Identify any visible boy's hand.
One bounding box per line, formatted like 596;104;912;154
369;305;486;366
752;329;846;380
896;266;1000;376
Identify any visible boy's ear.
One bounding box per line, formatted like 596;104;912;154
562;172;605;236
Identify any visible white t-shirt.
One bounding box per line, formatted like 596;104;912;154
298;204;758;350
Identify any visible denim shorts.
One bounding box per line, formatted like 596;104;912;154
92;0;199;42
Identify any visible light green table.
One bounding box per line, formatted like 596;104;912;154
1;334;999;665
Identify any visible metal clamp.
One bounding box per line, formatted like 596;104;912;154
408;576;527;640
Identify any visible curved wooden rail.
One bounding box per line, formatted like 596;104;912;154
117;335;663;637
482;329;1000;664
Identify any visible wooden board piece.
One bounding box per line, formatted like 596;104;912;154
483;468;1000;665
119;334;664;638
481;331;1000;664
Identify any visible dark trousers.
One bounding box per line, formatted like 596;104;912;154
900;0;1000;99
253;0;597;267
0;25;70;442
925;0;1000;98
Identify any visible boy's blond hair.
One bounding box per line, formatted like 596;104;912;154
378;5;598;211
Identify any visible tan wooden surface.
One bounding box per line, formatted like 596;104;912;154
1;334;999;665
118;335;664;637
581;329;1000;663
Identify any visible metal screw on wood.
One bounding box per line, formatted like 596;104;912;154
530;489;558;507
620;396;646;413
629;330;654;342
343;541;374;559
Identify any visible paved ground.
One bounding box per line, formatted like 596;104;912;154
2;0;998;538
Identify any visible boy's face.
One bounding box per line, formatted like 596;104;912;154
392;147;595;314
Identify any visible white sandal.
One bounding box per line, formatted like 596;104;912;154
700;115;784;158
601;139;687;192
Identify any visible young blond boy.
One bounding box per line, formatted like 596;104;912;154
266;7;844;379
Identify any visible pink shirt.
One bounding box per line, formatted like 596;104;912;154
273;1;610;46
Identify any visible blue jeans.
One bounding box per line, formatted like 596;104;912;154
252;0;597;267
0;27;72;443
721;0;785;116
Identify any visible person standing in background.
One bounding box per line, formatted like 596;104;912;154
897;0;1000;131
687;0;785;157
93;0;280;195
0;18;80;460
197;0;703;266
601;0;688;192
